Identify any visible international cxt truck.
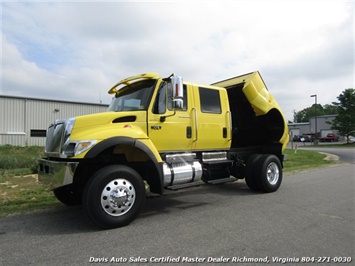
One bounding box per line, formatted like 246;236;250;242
38;71;289;229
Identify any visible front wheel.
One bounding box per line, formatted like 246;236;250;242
83;165;146;229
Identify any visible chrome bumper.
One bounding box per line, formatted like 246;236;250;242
38;158;78;190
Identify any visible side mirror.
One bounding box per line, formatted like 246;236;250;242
171;74;183;108
171;75;183;98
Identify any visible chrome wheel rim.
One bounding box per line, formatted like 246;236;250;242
101;179;136;216
266;162;279;185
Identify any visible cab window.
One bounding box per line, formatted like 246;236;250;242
199;87;221;114
153;82;167;114
153;82;188;114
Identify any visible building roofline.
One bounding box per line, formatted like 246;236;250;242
0;94;109;107
309;114;337;118
288;122;310;126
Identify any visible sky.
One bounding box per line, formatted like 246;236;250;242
1;0;353;122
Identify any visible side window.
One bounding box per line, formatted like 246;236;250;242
199;87;221;114
153;82;188;114
153;83;167;114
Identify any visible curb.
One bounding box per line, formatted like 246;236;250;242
318;152;339;161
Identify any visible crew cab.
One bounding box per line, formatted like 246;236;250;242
38;71;289;229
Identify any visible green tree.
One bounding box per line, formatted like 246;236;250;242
293;103;338;123
294;104;324;123
323;104;338;115
330;88;355;142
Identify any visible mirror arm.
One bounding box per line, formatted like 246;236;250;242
162;73;174;82
160;110;176;122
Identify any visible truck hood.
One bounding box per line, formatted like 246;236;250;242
73;111;142;129
68;111;148;142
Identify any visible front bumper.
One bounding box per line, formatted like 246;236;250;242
38;158;79;190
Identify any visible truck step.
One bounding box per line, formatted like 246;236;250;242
166;181;203;191
203;159;234;165
207;177;237;185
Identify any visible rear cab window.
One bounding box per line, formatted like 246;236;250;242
199;87;221;114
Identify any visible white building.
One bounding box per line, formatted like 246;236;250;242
0;95;109;146
288;115;339;140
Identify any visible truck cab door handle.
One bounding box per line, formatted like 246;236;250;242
223;127;227;138
186;126;192;139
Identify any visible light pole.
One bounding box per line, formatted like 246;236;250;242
310;94;317;144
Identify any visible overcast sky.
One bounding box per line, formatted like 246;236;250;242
1;0;353;121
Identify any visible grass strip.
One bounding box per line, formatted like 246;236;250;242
283;148;337;173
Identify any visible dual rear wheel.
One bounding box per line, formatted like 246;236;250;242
245;154;282;193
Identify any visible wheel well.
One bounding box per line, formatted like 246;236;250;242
74;143;162;195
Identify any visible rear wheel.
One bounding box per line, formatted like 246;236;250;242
256;154;282;192
245;154;282;193
83;165;146;229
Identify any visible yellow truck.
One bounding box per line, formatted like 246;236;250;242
38;71;289;229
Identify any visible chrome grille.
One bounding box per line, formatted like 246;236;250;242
45;121;65;155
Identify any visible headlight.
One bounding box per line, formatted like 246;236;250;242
62;140;97;157
61;118;97;157
74;140;97;156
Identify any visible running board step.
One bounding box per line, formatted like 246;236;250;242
166;181;203;191
203;159;234;165
207;177;237;185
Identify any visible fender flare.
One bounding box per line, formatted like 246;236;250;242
85;137;164;193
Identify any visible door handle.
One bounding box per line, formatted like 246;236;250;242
186;126;192;139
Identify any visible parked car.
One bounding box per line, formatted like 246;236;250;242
300;135;313;142
318;133;339;142
292;135;302;142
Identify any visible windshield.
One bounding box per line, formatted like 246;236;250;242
108;79;157;112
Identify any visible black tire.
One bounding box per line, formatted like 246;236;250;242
255;154;282;193
245;154;263;191
83;165;146;229
53;185;82;206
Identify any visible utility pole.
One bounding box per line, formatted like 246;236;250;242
310;94;318;144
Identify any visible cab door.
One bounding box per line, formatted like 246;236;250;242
148;81;194;152
191;85;231;150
